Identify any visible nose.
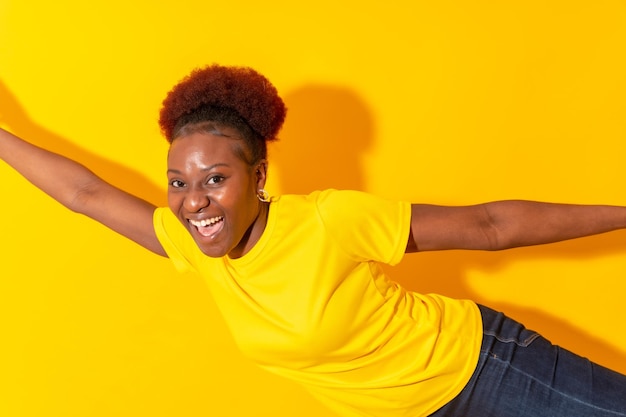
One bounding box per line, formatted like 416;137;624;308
183;187;210;212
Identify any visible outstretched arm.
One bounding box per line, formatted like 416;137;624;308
407;200;626;252
0;127;166;256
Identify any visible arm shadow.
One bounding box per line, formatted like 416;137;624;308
386;231;626;374
0;80;166;207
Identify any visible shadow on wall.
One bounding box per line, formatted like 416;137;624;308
387;232;626;374
272;82;626;375
0;80;166;208
270;84;374;195
5;77;625;376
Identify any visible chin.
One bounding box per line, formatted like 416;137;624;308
198;245;228;258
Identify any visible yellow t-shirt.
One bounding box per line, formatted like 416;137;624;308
153;190;482;417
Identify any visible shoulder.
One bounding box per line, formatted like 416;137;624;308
275;189;390;217
153;207;201;272
274;189;410;228
315;190;411;264
310;188;381;208
312;189;408;217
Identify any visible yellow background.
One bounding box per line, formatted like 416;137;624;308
1;1;626;416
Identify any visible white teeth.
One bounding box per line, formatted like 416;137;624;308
190;216;223;228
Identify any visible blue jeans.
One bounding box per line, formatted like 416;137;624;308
430;305;626;417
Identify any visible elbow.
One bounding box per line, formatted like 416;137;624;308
479;205;515;251
483;226;530;251
485;236;515;251
479;225;506;251
66;178;103;214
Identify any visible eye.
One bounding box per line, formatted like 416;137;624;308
169;179;186;188
207;175;225;185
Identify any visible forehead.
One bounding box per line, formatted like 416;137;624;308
167;132;248;167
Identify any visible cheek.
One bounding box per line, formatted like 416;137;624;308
223;188;256;218
167;191;183;211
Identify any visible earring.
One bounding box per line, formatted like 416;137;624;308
257;188;270;203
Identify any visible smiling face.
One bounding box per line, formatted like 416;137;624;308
167;129;268;259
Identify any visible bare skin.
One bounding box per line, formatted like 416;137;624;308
407;202;626;252
1;124;626;258
0;126;165;256
166;131;268;259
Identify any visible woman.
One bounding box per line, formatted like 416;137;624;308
1;64;625;417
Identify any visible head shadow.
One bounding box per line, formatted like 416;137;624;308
266;80;626;374
269;84;374;195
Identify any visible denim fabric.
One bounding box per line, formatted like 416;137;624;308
430;305;626;417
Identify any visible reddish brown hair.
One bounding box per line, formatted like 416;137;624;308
159;64;287;163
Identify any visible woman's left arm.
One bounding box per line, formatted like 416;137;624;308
406;201;626;252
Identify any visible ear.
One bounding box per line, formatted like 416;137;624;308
254;159;268;188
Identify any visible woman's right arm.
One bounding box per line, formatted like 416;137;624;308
0;127;167;256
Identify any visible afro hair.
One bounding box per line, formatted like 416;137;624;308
159;64;286;144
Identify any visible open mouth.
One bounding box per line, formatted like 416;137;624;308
189;216;224;237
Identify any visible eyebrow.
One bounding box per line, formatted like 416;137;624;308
167;163;229;175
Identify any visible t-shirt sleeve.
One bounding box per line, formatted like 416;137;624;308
313;190;411;266
153;207;198;273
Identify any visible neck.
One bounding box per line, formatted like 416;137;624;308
228;201;270;259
